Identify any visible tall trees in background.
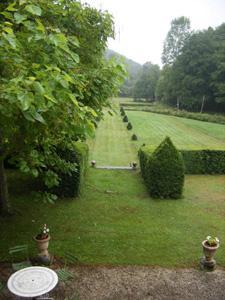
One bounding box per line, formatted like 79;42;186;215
162;16;191;65
133;62;160;101
0;0;125;214
157;17;225;113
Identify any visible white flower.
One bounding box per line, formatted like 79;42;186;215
46;229;50;233
216;237;220;243
206;236;211;240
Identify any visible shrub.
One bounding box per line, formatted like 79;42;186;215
131;134;138;141
181;150;225;174
123;115;128;122
120;106;125;116
52;142;89;197
127;122;132;130
139;137;185;199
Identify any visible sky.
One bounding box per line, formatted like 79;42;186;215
82;0;225;66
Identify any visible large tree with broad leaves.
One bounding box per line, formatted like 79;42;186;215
0;0;126;215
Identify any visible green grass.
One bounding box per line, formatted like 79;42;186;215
1;103;225;267
1;170;225;267
89;110;137;166
126;110;225;150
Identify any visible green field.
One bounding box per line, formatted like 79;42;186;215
89;110;137;166
126;110;225;149
1;104;225;268
1;169;225;267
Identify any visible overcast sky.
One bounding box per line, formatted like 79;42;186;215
82;0;225;66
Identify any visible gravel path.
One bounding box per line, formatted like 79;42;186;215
2;265;225;300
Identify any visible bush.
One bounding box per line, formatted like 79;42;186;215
52;142;89;197
139;137;185;199
181;150;225;174
123;115;128;122
131;134;138;141
120;106;125;116
127;122;132;130
139;145;225;175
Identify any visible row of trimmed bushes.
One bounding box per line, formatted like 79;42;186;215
139;144;225;176
125;107;225;125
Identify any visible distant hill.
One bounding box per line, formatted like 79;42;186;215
106;49;142;97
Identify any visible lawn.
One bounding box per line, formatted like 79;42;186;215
89;110;137;166
126;110;225;150
1;170;225;267
1;104;225;268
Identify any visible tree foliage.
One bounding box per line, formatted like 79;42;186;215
157;20;225;113
133;62;160;101
0;0;126;214
162;16;191;65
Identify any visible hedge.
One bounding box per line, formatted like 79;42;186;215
139;137;184;199
123;115;128;122
139;145;225;176
131;134;138;141
181;150;225;174
127;122;132;130
53;142;89;197
125;107;225;125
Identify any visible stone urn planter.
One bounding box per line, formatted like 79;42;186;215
200;236;220;270
33;224;51;264
132;162;137;169
34;235;51;257
91;160;96;167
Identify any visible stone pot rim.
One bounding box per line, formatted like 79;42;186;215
33;235;51;243
202;239;219;250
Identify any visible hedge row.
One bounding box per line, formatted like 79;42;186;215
53;142;89;197
139;145;225;176
125;107;225;125
139;137;184;199
181;150;225;174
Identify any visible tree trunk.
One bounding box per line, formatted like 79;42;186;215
177;97;180;110
0;130;11;215
200;95;205;113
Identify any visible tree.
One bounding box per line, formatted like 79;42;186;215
133;62;160;101
0;0;125;215
162;16;191;65
172;28;217;112
211;23;225;110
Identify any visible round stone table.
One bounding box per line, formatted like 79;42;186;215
7;266;58;298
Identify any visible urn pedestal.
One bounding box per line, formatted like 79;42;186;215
200;240;219;271
34;236;51;265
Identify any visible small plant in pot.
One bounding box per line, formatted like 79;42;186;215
34;224;51;263
132;162;137;169
91;160;96;167
201;235;220;270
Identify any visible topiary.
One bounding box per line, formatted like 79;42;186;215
146;137;184;199
127;122;132;130
131;134;138;141
120;107;125;116
123;115;128;122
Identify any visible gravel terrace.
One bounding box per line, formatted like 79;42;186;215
1;264;225;300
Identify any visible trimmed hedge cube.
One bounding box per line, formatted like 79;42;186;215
139;137;184;199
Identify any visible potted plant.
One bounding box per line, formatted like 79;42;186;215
201;235;220;270
132;162;137;169
91;160;96;167
34;224;50;258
